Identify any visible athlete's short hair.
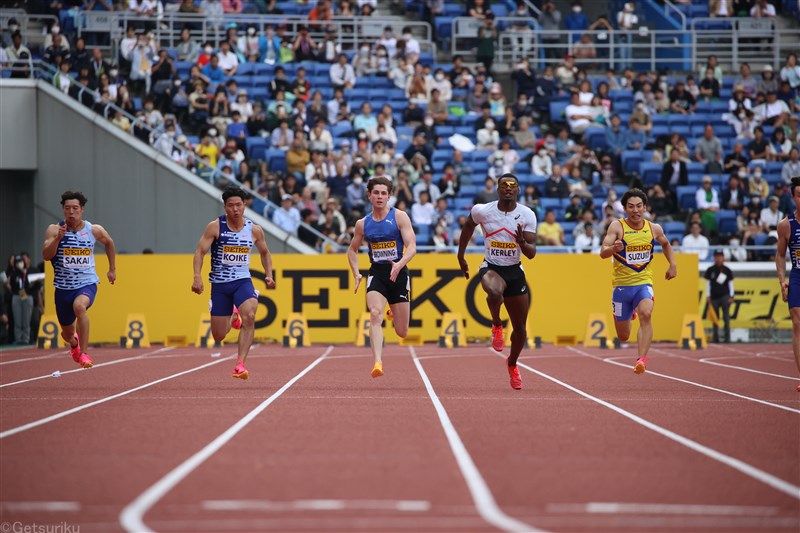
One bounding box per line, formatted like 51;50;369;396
61;190;87;207
497;173;519;187
621;188;648;207
222;185;249;203
791;176;800;196
367;176;393;194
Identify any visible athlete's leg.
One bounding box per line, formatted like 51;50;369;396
235;297;258;364
614;319;632;343
481;271;508;326
791;308;800;378
60;323;77;346
367;290;389;364
210;283;234;342
635;298;655;359
504;294;530;367
210;316;232;342
73;295;91;351
389;301;410;338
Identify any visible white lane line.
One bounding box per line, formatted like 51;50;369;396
699;358;798;381
546;502;780;516
409;346;546;533
567;347;800;414
0;347;176;389
119;346;334;533
0;355;232;439
507;352;800;501
202;499;432;512
0;353;65;365
0;501;81;512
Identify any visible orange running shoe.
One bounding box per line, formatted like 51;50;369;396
70;333;81;363
231;305;242;330
78;353;93;368
491;324;504;351
386;307;393;321
371;361;384;378
633;357;649;375
507;358;522;390
232;359;249;380
796;384;799;392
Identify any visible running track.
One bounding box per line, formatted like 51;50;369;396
0;342;798;532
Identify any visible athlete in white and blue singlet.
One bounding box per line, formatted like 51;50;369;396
775;176;800;391
347;176;417;378
192;186;276;380
457;173;538;390
42;190;116;368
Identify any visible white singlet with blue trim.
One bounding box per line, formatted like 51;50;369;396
209;216;254;284
52;221;100;290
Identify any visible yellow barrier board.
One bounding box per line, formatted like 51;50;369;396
122;313;151;348
354;312;371;347
195;313;223;348
438;312;466;348
583;313;614;348
43;254;699;344
37;315;66;349
504;319;534;348
697;278;791;329
678;314;706;350
283;313;310;347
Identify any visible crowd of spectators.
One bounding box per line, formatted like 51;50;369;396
2;0;799;260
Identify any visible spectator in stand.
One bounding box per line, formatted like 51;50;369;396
696;175;720;233
427;89;449;125
669;81;697;114
175;28;200;63
512;58;536;98
772;129;793;162
660;147;688;203
682;222;710;260
776;80;797;113
532;143;554;177
473;176;498;204
754;91;790;128
572;34;597;66
750;0;776;17
330;53;356;90
747;126;771;164
696;124;724;174
698;55;724;83
616;2;639;70
545;165;570;198
699;67;721;100
476;14;498;76
537;210;565;245
728;84;752;116
438;163;461;198
782;148;800;184
273;194;302;234
724;142;748;177
326;87;351;126
410;190;436;227
758;65;778;94
286;136;311;184
565;91;594;136
538;0;562;59
780;53;800;91
512;116;537;150
389;56;414;90
709;0;732;16
733;109;758;140
563;1;589;43
625;119;647;151
774;182;793;221
574;221;600;252
292;25;318;62
759;196;783;232
476;118;499;150
555;55;578;87
734;63;758;98
721;173;747;211
344;171;367;216
429;68;452;102
748;165;770;202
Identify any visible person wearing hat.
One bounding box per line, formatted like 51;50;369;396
757;64;778;94
705;249;735;343
759;195;784;231
775;176;800;391
756;90;790;128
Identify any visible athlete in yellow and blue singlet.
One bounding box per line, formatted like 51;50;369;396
600;189;677;375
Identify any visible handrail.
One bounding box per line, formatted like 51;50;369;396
662;0;687;30
4;60;339;252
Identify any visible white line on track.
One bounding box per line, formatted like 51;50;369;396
202;499;432;512
545;502;781;516
568;347;800;414
409;346;546;533
0;355;232;439
0;347;176;389
0;501;81;512
698;358;798;381
0;352;66;365
119;346;334;533
505;350;800;501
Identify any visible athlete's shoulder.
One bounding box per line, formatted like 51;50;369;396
470;201;493;220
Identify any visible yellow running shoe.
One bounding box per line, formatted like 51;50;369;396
371;361;384;378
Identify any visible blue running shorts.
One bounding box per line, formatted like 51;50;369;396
612;284;654;321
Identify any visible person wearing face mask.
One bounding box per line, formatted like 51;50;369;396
401;26;420;65
748;166;770;202
563;1;589;43
429;68;452;102
476;118;500;150
377;25;397;58
6;253;36;345
616;2;639;70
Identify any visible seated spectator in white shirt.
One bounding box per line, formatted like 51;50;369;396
411;190;436;226
574;221;600;253
565;91;594;135
682;222;710;260
759;196;783;230
273;194;302;234
216;40;238;76
330;53;356;89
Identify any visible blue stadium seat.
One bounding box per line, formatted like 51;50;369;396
677;185;697;210
717;210;738;236
640;162;662;185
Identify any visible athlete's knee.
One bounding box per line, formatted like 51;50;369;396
239;307;256;328
211;329;226;342
510;326;527;341
73;302;88;315
485;287;503;301
368;306;383;323
638;308;653;322
394;324;408;338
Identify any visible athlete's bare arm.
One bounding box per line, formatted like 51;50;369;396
516;224;537;260
599;220;624;259
456;214;478;279
652;222;677;280
42;224;66;261
776;217;791;302
252;225;276;289
192;219;220;295
347;219;365;293
92;224;116;284
391;209;416;282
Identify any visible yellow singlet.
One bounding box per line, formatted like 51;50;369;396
612;218;655;287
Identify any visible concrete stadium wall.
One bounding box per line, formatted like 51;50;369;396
0;79;314;262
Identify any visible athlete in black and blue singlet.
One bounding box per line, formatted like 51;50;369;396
192;186;276;380
347;176;417;378
42;190;116;368
776;176;800;391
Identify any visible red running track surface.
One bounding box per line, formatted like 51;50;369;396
0;342;798;532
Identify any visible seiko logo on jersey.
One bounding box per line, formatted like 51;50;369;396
370;241;398;261
625;243;652;265
222;245;250;265
489;240;517;257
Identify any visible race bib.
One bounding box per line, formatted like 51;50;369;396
370;241;398;261
222;245;250;266
625;244;652;265
488;240;518;258
62;248;92;269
